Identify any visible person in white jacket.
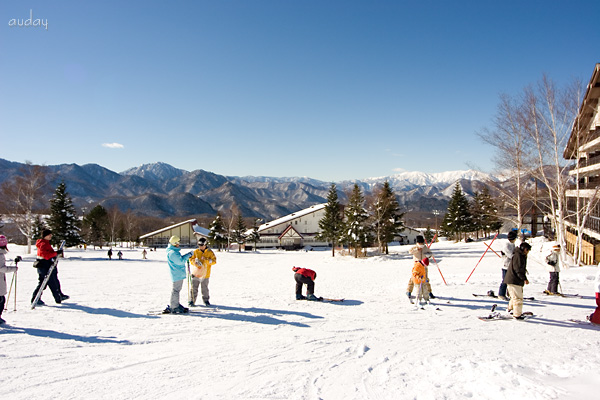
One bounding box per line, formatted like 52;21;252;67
544;244;561;295
0;235;19;325
498;231;517;300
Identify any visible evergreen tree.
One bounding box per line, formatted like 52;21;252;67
31;215;46;241
247;218;261;252
440;182;472;241
475;186;502;236
342;184;371;258
232;213;247;252
316;183;344;257
424;226;435;243
370;181;405;254
82;205;109;248
47;181;83;247
208;212;227;251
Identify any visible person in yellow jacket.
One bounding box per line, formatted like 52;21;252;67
189;238;217;306
412;258;430;304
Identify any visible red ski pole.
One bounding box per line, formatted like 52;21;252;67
465;232;499;283
427;233;437;249
431;255;447;285
483;241;502;258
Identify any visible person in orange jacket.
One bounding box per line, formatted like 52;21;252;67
293;266;320;301
412;258;430;304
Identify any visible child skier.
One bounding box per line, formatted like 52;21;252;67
0;235;19;325
189;237;217;306
293;266;320;301
407;235;435;299
544;244;561;295
412;258;430;304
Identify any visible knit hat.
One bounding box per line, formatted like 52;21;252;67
416;235;425;244
507;231;517;240
421;257;429;266
42;229;52;238
0;235;7;247
169;235;180;245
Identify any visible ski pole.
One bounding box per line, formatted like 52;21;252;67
187;261;192;304
427;233;437;249
466;232;499;283
430;256;447;285
13;268;17;311
483;241;502;258
5;272;15;311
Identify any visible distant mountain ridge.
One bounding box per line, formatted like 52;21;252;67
0;159;498;220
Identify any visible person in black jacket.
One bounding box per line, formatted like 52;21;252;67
503;242;532;319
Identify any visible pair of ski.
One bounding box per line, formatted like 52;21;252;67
542;291;581;298
147;306;219;316
472;293;535;301
478;304;534;321
298;297;345;302
31;240;66;310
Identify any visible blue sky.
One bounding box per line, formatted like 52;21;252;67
1;1;599;182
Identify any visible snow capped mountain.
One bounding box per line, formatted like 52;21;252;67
121;162;186;181
363;170;498;190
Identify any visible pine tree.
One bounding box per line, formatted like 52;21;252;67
47;181;83;247
82;205;109;248
208;212;227;251
440;182;472;241
471;186;502;238
232;214;247;252
316;183;344;257
247;218;261;252
342;184;371;258
370;181;405;254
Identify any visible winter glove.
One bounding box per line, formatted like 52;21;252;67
14;256;23;263
56;249;64;256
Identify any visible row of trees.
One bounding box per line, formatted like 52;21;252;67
317;182;405;257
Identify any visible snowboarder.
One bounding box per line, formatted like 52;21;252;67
31;229;69;306
189;237;217;306
588;265;600;324
164;236;193;314
498;230;517;300
0;235;19;325
543;244;561;295
503;242;531;320
107;248;113;260
406;235;435;299
412;258;430;304
293;266;320;301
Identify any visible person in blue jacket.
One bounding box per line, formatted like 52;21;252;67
164;235;192;314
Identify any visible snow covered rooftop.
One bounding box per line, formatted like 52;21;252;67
257;203;326;232
139;219;207;239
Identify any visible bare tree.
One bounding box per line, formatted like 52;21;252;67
0;162;49;253
223;203;240;251
478;93;536;232
524;76;585;265
106;206;121;246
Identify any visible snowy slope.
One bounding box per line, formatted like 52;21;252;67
1;238;598;399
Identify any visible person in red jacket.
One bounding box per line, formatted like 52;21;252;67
31;229;69;306
293;266;321;301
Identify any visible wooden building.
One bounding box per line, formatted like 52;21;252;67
139;219;209;248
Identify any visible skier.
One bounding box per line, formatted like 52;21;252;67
588;266;600;324
543;244;561;295
31;229;69;306
503;242;531;320
498;230;517;300
412;258;430;304
117;250;123;260
0;235;19;325
164;236;193;314
189;237;217;306
406;235;435;299
142;249;147;259
107;248;113;260
293;266;320;301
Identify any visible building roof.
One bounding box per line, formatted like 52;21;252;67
564;63;600;158
257;203;327;233
139;219;207;239
279;225;303;239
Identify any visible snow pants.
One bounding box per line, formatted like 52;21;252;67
31;265;62;303
191;277;210;304
407;266;432;295
170;279;184;309
507;284;525;317
295;273;315;296
415;281;430;303
547;272;560;294
498;269;508;298
589;293;600;325
0;295;4;319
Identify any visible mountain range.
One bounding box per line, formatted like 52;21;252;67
0;158;498;221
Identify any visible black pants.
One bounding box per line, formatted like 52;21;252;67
547;272;559;293
0;295;5;319
295;273;314;296
31;266;62;303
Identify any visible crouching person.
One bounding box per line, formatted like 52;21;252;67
293;266;320;301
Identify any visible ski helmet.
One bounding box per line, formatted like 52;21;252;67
197;237;207;246
507;231;517;240
0;235;7;247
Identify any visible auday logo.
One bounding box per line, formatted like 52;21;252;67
8;9;48;30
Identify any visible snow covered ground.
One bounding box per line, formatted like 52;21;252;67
1;237;599;400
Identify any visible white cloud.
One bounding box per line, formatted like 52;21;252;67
392;167;407;173
102;143;124;149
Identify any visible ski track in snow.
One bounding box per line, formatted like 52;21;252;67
1;238;599;399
